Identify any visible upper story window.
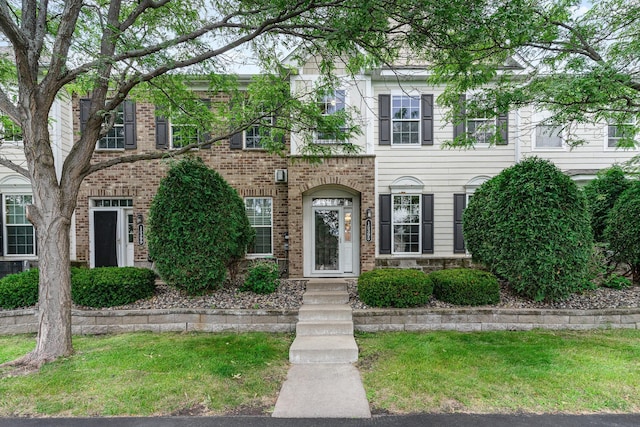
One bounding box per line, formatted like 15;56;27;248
0;116;23;145
98;104;125;150
392;95;420;145
4;194;36;256
245;197;273;256
245;116;274;149
155;99;211;150
316;90;347;143
607;123;636;149
535;124;563;149
80;99;137;150
171;123;200;149
453;94;508;145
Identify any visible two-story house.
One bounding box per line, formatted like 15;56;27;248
71;56;640;279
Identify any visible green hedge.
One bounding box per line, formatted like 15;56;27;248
71;267;156;308
430;268;500;306
0;268;39;309
358;268;433;308
0;267;156;310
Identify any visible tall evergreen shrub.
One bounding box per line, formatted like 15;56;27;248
604;180;640;284
147;157;254;294
583;166;631;242
463;157;592;301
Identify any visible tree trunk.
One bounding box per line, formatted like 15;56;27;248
31;212;73;365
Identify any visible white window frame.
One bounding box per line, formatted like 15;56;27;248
391;194;421;254
245;115;274;149
3;193;36;257
0;116;23;145
97;103;125;150
533;123;564;150
391;94;420;146
245;197;273;256
170;122;200;150
606;122;638;150
316;89;347;144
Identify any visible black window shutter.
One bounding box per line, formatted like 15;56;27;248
123;100;137;149
453;94;466;139
422;194;434;254
421;94;434;146
155;108;168;149
453;194;466;254
378;94;391;145
200;98;212;149
379;194;392;254
229;132;243;149
496;110;508;145
79;99;91;134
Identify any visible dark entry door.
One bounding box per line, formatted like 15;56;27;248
94;211;118;267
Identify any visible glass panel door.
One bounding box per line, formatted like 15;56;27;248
313;208;341;271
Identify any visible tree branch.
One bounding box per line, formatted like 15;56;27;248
0;156;30;178
0;1;25;49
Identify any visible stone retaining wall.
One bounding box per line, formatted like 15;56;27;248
2;307;640;335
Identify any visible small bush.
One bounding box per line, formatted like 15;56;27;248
358;269;433;308
601;274;632;290
429;268;500;306
71;267;156;308
583;166;631;242
0;268;38;309
241;260;279;294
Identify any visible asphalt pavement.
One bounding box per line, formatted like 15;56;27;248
1;414;640;427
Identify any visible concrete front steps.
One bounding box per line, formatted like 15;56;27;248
289;280;358;364
273;278;371;418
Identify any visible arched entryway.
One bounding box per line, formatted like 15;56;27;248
303;186;360;277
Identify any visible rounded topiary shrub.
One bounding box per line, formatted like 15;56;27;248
583;166;630;242
429;268;500;306
0;268;38;309
148;157;255;294
463;157;592;302
604;180;640;284
71;267;156;308
241;260;280;294
358;268;433;308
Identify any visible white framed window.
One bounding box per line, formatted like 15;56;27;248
245;116;274;149
392;194;420;254
245;197;273;256
607;123;637;149
534;124;563;149
3;194;36;256
392;95;420;145
317;90;347;143
0;116;23;145
170;123;200;149
97;104;125;150
467;113;493;144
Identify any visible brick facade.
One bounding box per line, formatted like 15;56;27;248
73;96;375;278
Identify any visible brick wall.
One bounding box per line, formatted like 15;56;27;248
73;95;289;269
287;155;376;277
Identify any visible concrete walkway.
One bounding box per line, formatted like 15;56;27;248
272;279;371;418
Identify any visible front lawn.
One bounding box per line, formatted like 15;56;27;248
357;329;640;414
0;332;293;416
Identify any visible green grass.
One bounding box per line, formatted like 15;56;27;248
357;329;640;414
0;332;293;417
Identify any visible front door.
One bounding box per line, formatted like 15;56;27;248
90;199;135;268
311;198;354;275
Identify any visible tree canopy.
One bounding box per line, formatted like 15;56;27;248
389;0;640;152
